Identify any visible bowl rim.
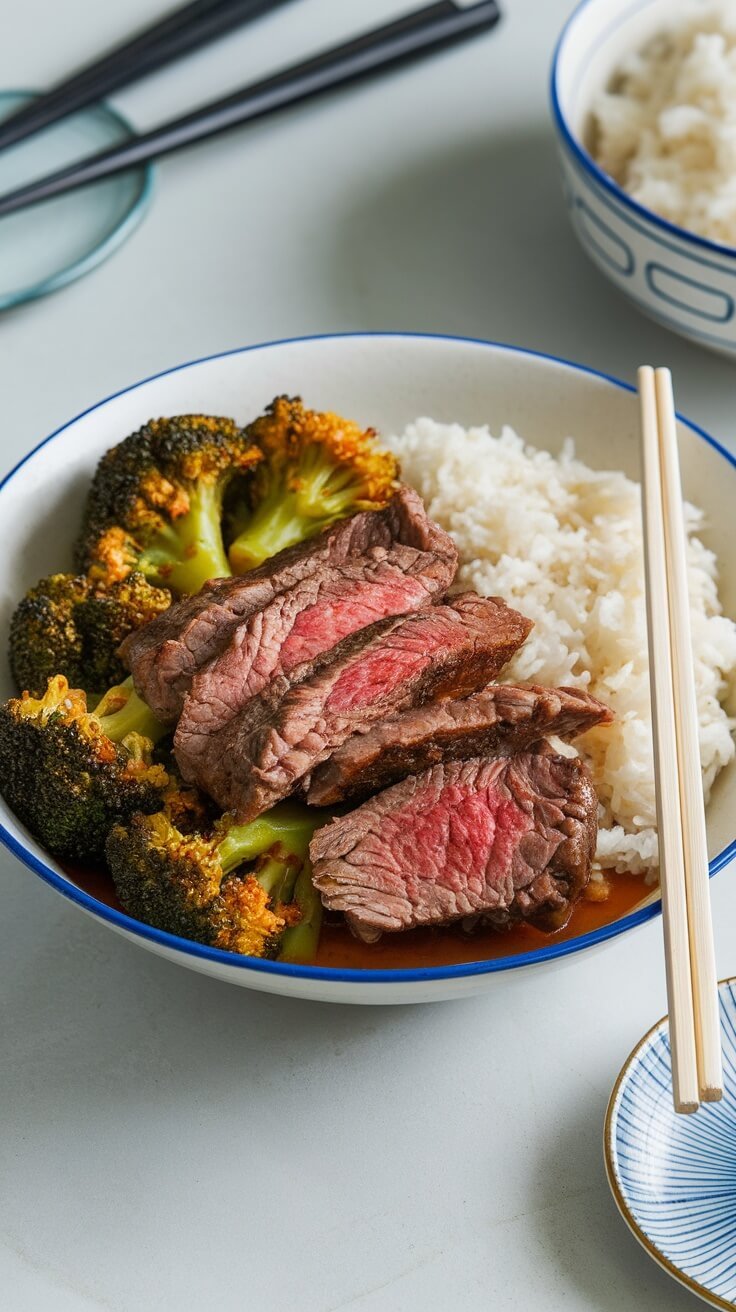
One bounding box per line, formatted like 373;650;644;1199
550;0;736;263
1;330;734;986
603;976;736;1311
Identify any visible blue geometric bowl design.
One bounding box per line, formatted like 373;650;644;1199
551;0;736;357
606;979;736;1309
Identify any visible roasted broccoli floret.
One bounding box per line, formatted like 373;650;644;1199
0;675;168;861
74;572;172;694
106;801;323;961
229;397;399;571
8;573;90;698
75;415;262;593
9;571;171;697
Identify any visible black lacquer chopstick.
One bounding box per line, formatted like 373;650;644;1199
0;0;294;154
0;0;501;219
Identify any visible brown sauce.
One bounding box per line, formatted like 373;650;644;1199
61;860;651;970
315;873;648;969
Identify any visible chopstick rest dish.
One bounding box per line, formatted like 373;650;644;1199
0;90;152;312
605;979;736;1310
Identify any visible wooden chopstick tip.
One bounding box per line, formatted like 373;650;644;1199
700;1085;723;1104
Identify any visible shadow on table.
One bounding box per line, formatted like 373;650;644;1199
329;124;733;388
4;874;707;1311
3;873;473;1109
527;1097;705;1310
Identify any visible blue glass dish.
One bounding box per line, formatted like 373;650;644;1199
0;90;153;310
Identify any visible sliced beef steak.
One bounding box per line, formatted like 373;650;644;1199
308;684;613;805
174;553;451;780
121;486;457;721
176;593;533;818
310;752;597;941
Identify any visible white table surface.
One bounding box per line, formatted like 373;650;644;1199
1;2;734;1309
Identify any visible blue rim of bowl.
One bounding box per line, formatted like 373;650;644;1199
0;89;154;313
550;0;736;263
603;977;736;1312
0;332;734;986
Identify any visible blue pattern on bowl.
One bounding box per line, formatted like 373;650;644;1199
606;979;736;1309
551;0;736;357
644;263;735;324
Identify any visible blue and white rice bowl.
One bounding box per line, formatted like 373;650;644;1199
606;977;736;1309
551;0;736;358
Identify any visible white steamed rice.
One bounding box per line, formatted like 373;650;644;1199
385;419;736;878
592;1;736;246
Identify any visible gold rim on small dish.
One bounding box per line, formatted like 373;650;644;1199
603;976;736;1312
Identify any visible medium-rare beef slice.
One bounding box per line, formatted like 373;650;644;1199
120;485;457;721
308;684;613;805
174;552;453;779
178;592;533;818
310;752;597;941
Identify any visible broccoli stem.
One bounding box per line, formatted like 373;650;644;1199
142;481;231;592
217;803;318;873
229;485;318;572
216;804;323;958
229;453;363;572
95;677;167;745
256;855;296;902
279;861;323;962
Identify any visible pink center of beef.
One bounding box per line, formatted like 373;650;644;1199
279;576;427;673
326;613;463;713
370;778;533;908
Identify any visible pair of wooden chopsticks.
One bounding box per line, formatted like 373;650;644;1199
639;366;722;1114
0;0;501;219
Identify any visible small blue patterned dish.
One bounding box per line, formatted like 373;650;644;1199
605;978;736;1309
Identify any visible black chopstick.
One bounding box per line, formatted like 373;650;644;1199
0;0;294;154
0;0;501;219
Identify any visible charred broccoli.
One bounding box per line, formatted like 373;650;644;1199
229;397;399;571
8;573;89;698
0;675;168;861
75;415;262;593
9;571;171;697
73;572;173;694
106;801;323;961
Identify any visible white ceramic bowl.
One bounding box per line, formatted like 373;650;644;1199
551;0;736;357
1;334;734;1003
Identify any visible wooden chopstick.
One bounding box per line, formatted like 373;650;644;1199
639;366;699;1114
654;368;722;1103
0;0;295;155
0;0;501;220
638;366;722;1113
